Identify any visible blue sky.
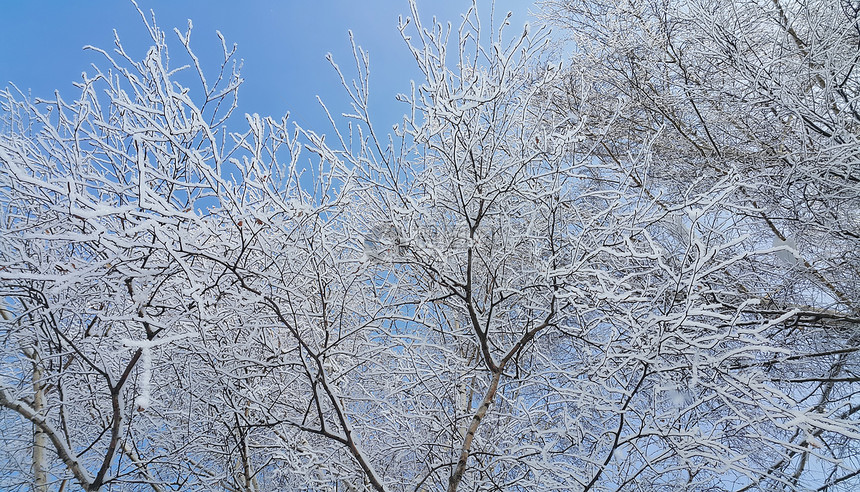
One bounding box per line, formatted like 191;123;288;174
1;1;538;134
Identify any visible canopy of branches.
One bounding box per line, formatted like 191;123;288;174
1;0;858;490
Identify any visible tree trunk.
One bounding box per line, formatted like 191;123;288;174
24;345;48;492
447;370;502;492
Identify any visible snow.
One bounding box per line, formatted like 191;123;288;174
121;333;196;411
771;236;800;265
135;346;152;411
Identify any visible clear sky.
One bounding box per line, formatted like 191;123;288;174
0;1;538;135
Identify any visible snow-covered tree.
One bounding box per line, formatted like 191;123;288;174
0;8;286;490
535;0;860;488
1;0;858;491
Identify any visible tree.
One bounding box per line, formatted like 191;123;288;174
1;0;858;491
535;0;860;488
0;7;276;490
